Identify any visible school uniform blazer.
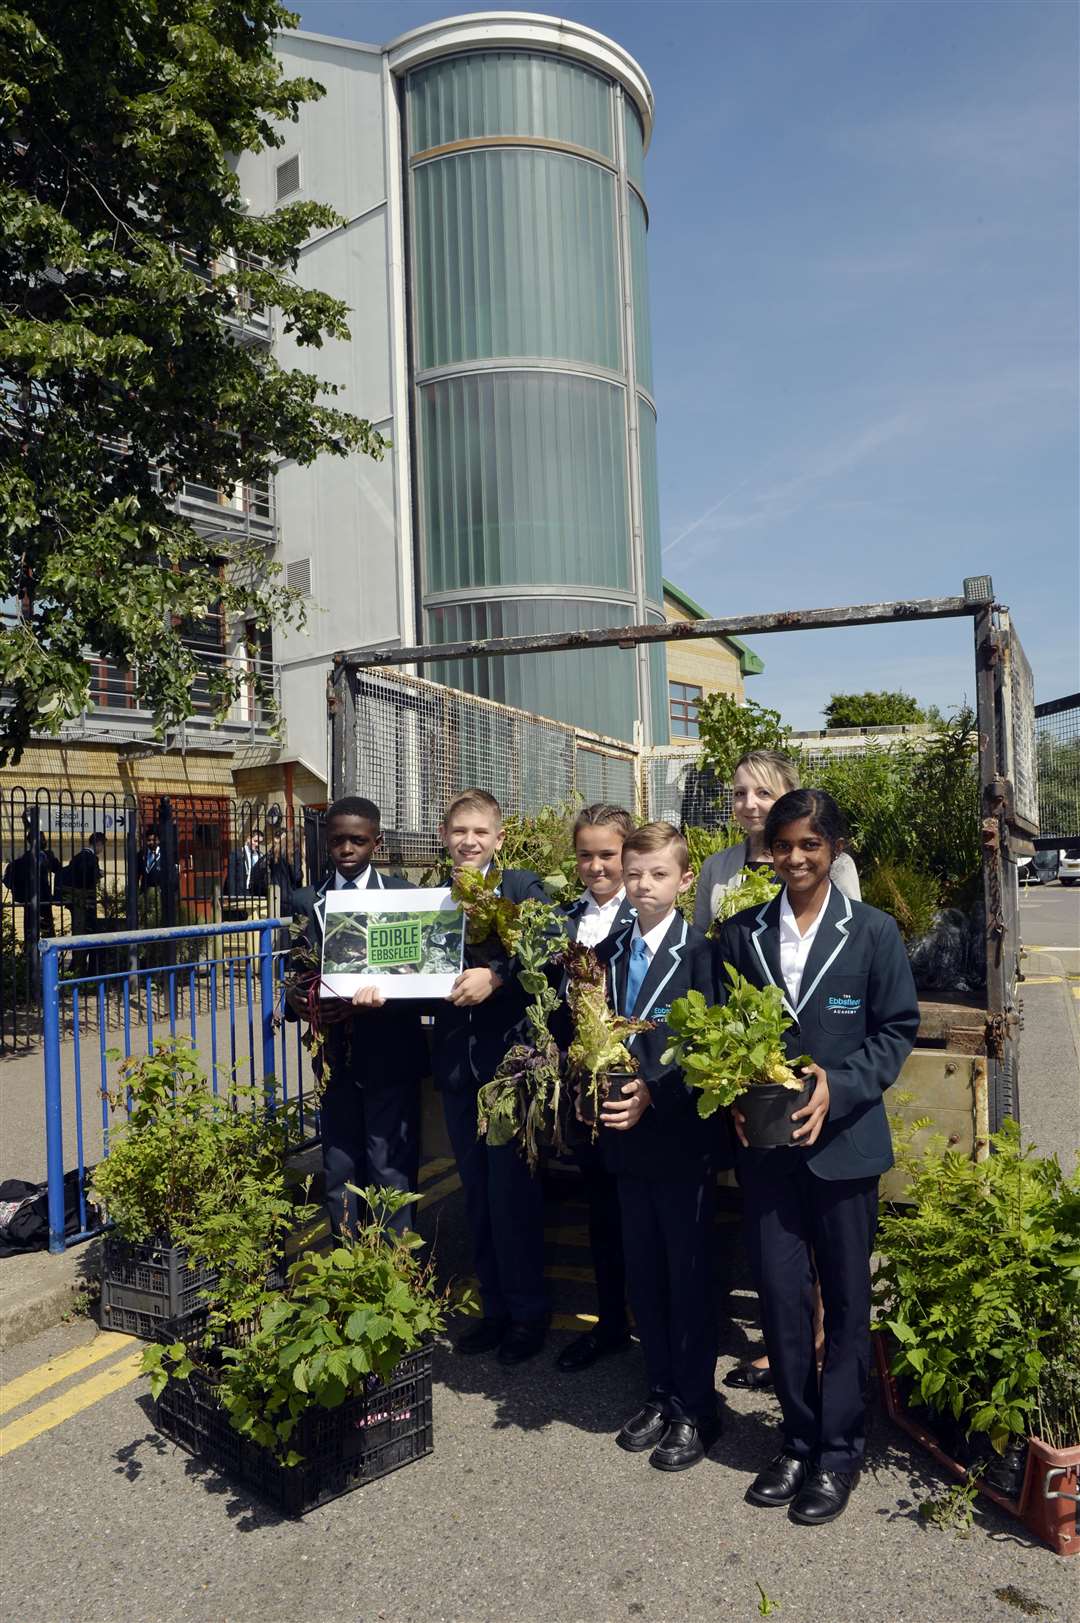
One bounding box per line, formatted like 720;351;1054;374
285;871;429;1088
594;914;724;1181
432;867;550;1093
713;887;920;1180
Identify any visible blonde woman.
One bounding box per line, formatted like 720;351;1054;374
694;750;860;933
695;750;859;1393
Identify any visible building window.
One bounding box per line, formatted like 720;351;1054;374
669;681;703;738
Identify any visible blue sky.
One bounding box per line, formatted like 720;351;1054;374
295;1;1078;727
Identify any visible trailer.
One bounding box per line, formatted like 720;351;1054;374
329;575;1038;1177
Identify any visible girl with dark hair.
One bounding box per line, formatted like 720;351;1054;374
713;788;920;1526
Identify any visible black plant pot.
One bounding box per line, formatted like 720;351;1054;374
578;1071;631;1127
739;1080;813;1148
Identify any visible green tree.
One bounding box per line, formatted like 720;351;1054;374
824;691;928;729
696;693;790;783
0;2;384;763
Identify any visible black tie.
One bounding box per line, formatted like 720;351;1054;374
342;879;358;890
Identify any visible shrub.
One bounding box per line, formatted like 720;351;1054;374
861;863;941;942
824;691;928;729
696;694;790;783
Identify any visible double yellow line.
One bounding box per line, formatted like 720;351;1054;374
0;1157;465;1460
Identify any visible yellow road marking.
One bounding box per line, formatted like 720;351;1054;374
0;1351;145;1458
552;1312;599;1332
418;1171;461;1208
0;1333;136;1417
546;1264;596;1285
419;1156;455;1184
1023;975;1064;985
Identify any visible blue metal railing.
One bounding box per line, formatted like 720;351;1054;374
39;918;314;1253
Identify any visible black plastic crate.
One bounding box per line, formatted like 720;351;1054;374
100;1236;217;1339
155;1343;433;1516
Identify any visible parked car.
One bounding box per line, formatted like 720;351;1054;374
1058;849;1080;886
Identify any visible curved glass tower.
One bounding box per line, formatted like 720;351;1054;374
391;17;668;744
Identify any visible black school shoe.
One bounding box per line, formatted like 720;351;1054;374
746;1452;807;1507
789;1467;859;1525
455;1316;509;1355
556;1325;632;1373
649;1414;722;1472
498;1318;548;1365
616;1402;668;1453
723;1360;774;1391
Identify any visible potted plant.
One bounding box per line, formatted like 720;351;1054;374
453;867;569;1170
92;1039;302;1336
560;940;652;1131
873;1120;1080;1554
145;1185;449;1516
661;965;811;1146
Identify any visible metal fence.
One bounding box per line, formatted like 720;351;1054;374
39;919;316;1252
1;787;309;1051
1034;693;1080;851
334;666;639;865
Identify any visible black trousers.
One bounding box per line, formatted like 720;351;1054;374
618;1170;717;1425
319;1076;420;1237
442;1084;548;1323
573;1137;628;1333
739;1151;878;1471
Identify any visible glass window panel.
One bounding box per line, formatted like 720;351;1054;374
412;150;621;371
628;190;654;395
407;51;613;158
418;372;631;592
623;99;645;191
638;398;663;607
426;597;640;743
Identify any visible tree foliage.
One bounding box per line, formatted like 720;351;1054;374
696;692;790;783
0;2;385;762
824;690;928;729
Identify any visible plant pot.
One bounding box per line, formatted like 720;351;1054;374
1019;1435;1080;1558
578;1071;631;1127
738;1080;813;1148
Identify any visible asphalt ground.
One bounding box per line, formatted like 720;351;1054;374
1016;880;1080;1169
2;1152;1077;1623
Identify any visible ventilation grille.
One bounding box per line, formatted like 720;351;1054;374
286;556;312;596
275;155;301;202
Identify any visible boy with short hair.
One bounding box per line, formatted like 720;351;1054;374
434;788;552;1364
556;804;636;1374
594;820;723;1471
286;796;427;1236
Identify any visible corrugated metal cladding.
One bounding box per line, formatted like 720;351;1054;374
407;50;614;158
405;46;667;745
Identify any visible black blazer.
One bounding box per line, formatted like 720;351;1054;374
285;869;429;1090
595;913;723;1181
553;889;637;1051
562;890;637;943
432;867;550;1093
226;846;265;898
714;886;920;1180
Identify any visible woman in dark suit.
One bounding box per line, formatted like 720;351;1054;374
714;789;919;1526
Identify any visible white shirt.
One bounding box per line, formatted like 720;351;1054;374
333;865;377;890
631;908;677;963
576;887;626;949
779;885;832;1006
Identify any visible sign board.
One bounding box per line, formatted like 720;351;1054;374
320;887;464;999
33;807;129;837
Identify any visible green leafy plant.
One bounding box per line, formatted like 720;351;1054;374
144;1185;449;1466
679;821;745;921
755;1582;781;1616
918;1464;985;1538
1033;1342;1080;1450
91;1039;306;1290
499;801;582;897
661;967;810;1118
560;940;651;1132
708;865;782;932
860;862;941;942
824;691;929;729
451;871;569;1170
696;694;791;784
875;1121;1080;1453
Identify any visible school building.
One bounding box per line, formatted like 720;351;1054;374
6;11;760;832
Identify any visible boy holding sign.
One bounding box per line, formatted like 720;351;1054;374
285;796;429;1235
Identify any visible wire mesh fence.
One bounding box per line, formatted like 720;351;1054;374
1034;693;1080;846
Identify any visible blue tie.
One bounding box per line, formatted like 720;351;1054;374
623;936;650;1018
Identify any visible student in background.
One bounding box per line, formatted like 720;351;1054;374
225;827;265;908
556;803;636;1374
595;822;723;1472
137;829;163;893
3;832;61;938
285;796;426;1237
433;788;551;1365
715;789;918;1525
